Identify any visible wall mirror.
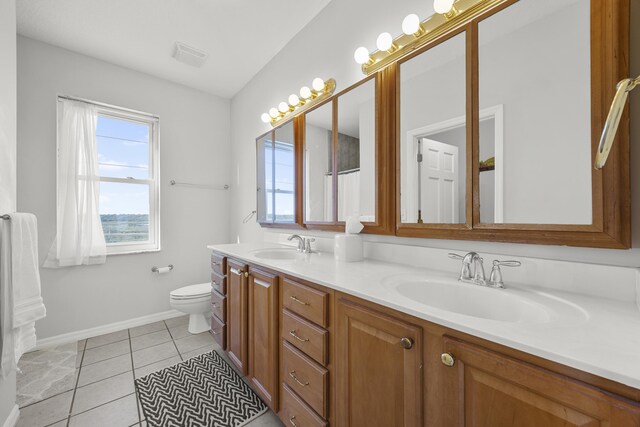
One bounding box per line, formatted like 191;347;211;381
399;32;467;225
395;0;629;248
478;0;591;225
256;120;296;225
303;75;391;231
256;0;629;247
336;78;376;223
304;101;334;223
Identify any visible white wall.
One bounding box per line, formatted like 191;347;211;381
230;0;640;268
0;0;18;423
17;36;232;339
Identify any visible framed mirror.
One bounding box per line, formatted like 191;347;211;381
477;0;591;225
336;78;376;223
302;74;395;233
395;0;629;248
399;32;468;226
304;101;334;224
256;120;297;226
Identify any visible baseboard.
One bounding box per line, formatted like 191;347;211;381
34;309;184;350
2;405;19;427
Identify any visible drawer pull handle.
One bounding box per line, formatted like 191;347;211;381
289;330;309;342
290;296;310;306
289;371;309;387
400;337;413;349
441;352;456;367
212;261;220;266
211;330;220;335
289;416;298;427
212;303;217;307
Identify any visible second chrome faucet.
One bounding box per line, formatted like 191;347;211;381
448;252;521;289
288;234;315;254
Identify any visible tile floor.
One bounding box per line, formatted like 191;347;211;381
17;315;283;427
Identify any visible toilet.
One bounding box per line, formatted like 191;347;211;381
169;283;212;334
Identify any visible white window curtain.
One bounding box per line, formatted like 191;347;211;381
43;99;106;268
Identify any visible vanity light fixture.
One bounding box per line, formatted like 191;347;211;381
260;77;336;127
594;76;639;169
354;0;500;75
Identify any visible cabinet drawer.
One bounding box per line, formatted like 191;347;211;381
283;310;328;366
211;272;226;295
282;341;328;419
283;278;328;328
211;253;226;276
280;384;328;427
211;290;226;323
210;314;226;350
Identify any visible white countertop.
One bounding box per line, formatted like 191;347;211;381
208;242;640;390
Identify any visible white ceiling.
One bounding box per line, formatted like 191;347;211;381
16;0;332;98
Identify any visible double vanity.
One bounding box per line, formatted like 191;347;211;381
208;242;640;426
238;4;638;423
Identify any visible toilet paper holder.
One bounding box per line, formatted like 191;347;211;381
151;265;174;273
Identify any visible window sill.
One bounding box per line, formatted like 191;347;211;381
106;247;161;256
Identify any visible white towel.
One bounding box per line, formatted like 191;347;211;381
0;213;46;378
0;217;14;378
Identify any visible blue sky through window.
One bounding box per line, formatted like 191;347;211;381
97;115;150;216
264;140;295;221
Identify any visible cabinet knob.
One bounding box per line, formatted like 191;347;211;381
400;337;414;349
441;352;456;367
244;271;249;278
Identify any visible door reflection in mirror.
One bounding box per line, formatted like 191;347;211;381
400;33;466;224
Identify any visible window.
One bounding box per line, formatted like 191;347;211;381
265;140;295;222
257;120;296;224
92;102;160;254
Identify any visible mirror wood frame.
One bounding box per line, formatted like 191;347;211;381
394;0;630;249
300;71;396;235
257;0;630;249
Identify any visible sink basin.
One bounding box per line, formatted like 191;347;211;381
251;248;302;260
382;276;556;323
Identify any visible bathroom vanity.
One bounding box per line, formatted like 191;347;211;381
209;244;640;426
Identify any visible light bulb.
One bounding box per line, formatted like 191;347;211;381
312;77;325;92
261;113;271;123
288;94;300;106
434;0;455;14
402;14;421;36
354;47;371;65
376;32;394;51
278;102;289;113
269;107;279;118
300;86;312;99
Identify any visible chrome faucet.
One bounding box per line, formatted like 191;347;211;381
287;235;315;254
288;235;305;252
488;260;522;288
304;238;315;254
448;252;486;286
449;253;521;289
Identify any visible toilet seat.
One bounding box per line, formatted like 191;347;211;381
170;283;211;300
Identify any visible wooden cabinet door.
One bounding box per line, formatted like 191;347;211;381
226;259;248;374
247;267;279;411
335;297;423;426
441;337;640;426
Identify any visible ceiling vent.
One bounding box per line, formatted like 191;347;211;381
173;42;208;68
